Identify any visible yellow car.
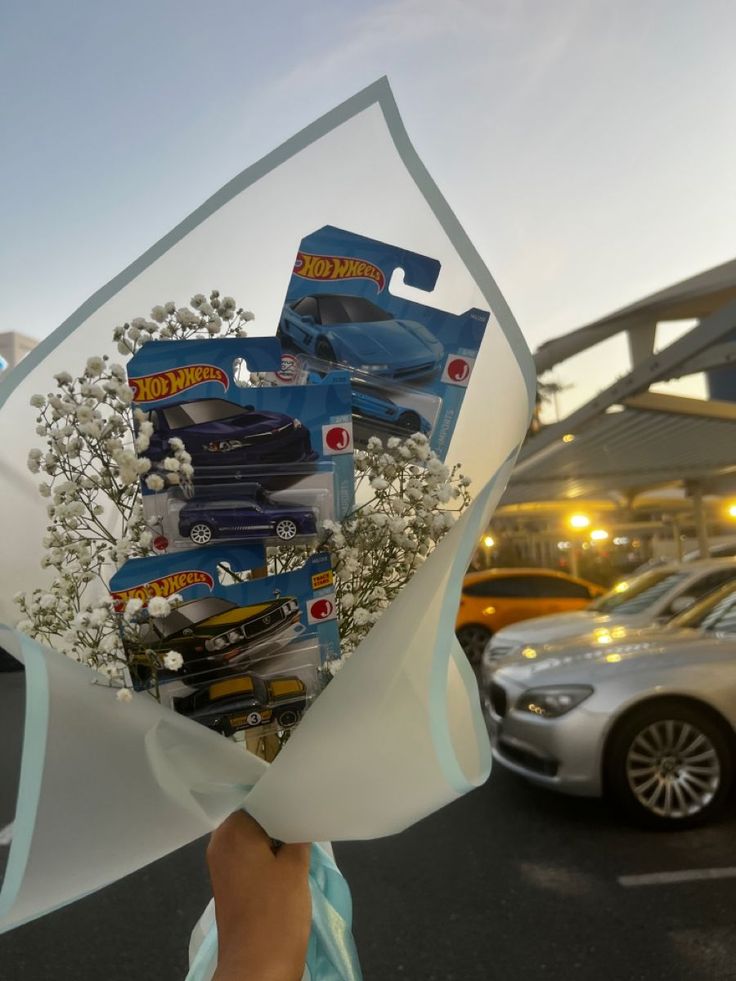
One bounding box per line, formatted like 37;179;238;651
456;568;604;666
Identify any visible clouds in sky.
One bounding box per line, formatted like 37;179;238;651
2;0;735;412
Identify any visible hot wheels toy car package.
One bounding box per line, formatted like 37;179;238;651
126;338;355;552
277;225;490;459
109;548;340;739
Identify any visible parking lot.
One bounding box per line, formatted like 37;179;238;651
4;722;736;980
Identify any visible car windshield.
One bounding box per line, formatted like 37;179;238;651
160;400;253;429
695;591;736;635
152;597;237;637
590;570;690;615
670;581;736;630
317;295;393;325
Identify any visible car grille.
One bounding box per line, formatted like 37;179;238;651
498;739;558;777
242;605;290;640
490;682;508;718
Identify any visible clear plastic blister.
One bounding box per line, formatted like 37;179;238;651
142;463;336;553
275;226;491;461
121;597;325;739
112;548;339;740
265;352;443;449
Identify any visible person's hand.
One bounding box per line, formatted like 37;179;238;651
208;810;311;981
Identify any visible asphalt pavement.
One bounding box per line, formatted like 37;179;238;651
3;668;736;980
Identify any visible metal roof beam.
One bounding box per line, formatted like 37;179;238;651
623;391;736;421
517;296;736;469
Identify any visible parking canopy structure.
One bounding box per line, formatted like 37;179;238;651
503;258;736;556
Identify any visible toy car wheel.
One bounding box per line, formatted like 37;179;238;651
189;522;214;545
276;708;301;729
456;625;492;668
316;339;337;363
605;699;734;829
398;411;421;433
275;519;298;540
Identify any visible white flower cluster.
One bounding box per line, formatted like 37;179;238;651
270;432;472;672
16;292;251;688
18;289;472;701
112;291;254;357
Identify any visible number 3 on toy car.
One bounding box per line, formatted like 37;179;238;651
247;711;262;726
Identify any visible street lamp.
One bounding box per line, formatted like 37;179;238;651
568;513;591;531
727;502;736;520
567;513;591;577
481;533;495;568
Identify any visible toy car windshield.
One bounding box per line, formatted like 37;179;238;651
143;596;238;641
308;295;394;326
154;400;256;429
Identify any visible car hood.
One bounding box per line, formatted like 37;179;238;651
492;626;721;686
326;320;442;363
491;610;622;647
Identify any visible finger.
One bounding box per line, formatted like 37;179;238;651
275;841;312;874
208;810;274;864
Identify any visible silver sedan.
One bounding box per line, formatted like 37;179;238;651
487;558;736;659
481;580;736;828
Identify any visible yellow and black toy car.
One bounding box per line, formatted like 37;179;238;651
173;673;308;736
135;595;302;675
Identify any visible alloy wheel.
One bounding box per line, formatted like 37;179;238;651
625;720;721;820
189;523;213;545
275;519;298;540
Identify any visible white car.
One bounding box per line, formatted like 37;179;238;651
487;559;736;660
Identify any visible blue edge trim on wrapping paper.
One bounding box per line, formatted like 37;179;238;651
0;77;535;978
186;843;362;981
0;634;48;924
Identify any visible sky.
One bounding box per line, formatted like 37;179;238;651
2;0;736;417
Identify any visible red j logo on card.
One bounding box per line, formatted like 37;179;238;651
322;423;353;454
307;595;337;624
441;354;475;387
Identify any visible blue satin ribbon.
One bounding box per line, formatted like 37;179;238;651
186;843;362;981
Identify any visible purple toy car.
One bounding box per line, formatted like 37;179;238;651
177;483;317;545
143;399;314;467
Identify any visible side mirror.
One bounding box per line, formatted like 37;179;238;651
670;595;696;615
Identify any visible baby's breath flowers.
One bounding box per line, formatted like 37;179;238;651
270;433;472;671
16;292;253;683
17;289;472;692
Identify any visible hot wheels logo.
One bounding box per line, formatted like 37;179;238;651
111;570;214;611
293;251;385;292
128;364;229;403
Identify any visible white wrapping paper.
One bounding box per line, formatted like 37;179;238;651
0;77;534;934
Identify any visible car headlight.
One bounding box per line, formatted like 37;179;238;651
207;636;228;651
517;686;593;718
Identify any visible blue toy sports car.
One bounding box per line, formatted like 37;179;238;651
351;385;432;436
177;483;317;545
278;293;444;381
142;399;314;467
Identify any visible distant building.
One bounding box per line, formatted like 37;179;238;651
0;332;38;375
